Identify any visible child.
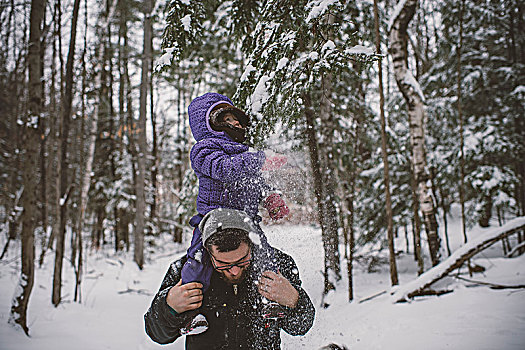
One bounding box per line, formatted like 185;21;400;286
179;92;289;335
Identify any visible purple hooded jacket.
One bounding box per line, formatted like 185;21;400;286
189;93;271;218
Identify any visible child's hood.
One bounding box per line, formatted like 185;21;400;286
188;92;235;142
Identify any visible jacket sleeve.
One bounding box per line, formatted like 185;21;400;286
190;141;266;183
144;258;189;344
276;251;315;336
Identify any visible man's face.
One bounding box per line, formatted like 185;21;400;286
209;242;251;284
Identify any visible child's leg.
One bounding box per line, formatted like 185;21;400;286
181;217;213;292
178;215;211;334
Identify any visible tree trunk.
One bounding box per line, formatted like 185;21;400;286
9;0;44;334
389;0;441;266
438;184;451;256
117;0;133;251
39;114;48;239
86;0;119;253
74;0;90;302
38;20;59;267
429;166;451;256
0;187;24;261
478;193;493;228
52;0;81;306
135;0;154;269
150;62;158;221
411;165;424;274
374;0;398;286
342;137;358;302
318;14;342;306
404;223;409;254
457;0;468;244
304;92;338;307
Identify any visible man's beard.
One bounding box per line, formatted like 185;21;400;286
219;266;249;284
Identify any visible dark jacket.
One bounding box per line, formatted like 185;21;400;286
188;92;271;218
144;247;315;349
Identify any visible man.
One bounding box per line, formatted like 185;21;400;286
144;208;315;349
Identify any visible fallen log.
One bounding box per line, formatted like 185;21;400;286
391;217;525;303
397;289;453;301
455;276;525;290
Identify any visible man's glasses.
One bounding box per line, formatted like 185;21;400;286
210;251;252;271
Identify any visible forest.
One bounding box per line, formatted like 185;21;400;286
1;0;524;346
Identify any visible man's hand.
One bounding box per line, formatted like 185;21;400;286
258;271;299;308
166;280;203;313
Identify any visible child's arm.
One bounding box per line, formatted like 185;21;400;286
191;141;266;183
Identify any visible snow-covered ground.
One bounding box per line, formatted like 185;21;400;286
1;215;524;350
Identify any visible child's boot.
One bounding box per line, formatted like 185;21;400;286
180;313;208;335
261;300;285;320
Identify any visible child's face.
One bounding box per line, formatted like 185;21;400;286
222;113;243;129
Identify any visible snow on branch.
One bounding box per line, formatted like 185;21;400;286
306;0;341;23
391;217;525;303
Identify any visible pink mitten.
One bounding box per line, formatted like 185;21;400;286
261;155;287;171
263;193;290;220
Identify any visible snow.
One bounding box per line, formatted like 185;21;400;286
249;231;262;246
321;40;336;55
276;57;289;71
511;85;525;95
1;216;525;349
306;0;341;23
240;64;256;82
155;47;176;71
345;45;375;56
308;51;319;60
180;14;192;32
250;75;270;114
403;70;426;102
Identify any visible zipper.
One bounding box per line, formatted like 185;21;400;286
232;284;239;347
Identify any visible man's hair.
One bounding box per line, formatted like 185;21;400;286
205;228;252;252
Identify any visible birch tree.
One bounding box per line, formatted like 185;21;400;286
389;0;441;266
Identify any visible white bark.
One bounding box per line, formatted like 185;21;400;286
389;0;441;266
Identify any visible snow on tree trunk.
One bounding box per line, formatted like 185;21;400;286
392;217;525;302
389;0;441;266
9;0;43;334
